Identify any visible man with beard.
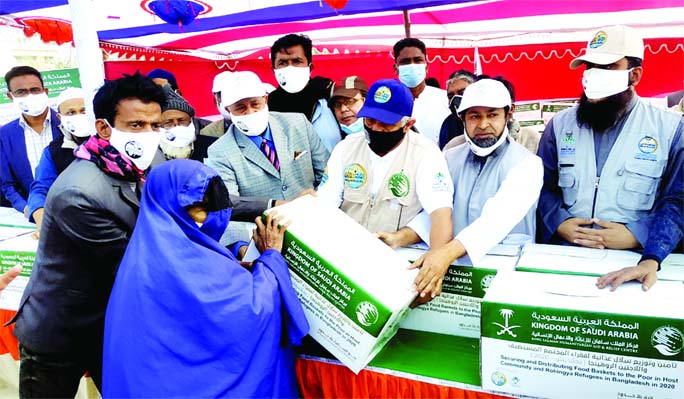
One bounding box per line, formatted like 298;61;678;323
159;85;217;162
409;78;543;301
316;79;453;251
537;25;684;290
267;34;339;152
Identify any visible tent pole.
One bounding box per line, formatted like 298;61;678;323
67;0;105;127
403;10;411;38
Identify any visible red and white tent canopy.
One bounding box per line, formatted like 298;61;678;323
2;0;682;114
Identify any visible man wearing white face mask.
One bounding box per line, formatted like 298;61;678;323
393;38;450;145
11;72;166;397
267;34;340;152
206;71;329;252
27;87;92;236
409;79;543;303
159;85;217;162
0;66;61;215
538;25;684;291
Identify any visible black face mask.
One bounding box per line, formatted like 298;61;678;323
449;95;462;115
366;125;406;156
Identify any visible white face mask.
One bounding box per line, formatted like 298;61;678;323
59;114;92;137
582;68;632;100
274;66;310;94
464;126;509;157
340;117;364;135
14;92;48;116
162;124;196;148
231;107;270;136
107;124;161;170
398;64;427;89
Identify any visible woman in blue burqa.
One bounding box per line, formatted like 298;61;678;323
102;159;309;398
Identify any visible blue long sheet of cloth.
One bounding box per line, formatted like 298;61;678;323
102;159;309;398
0;1;474;38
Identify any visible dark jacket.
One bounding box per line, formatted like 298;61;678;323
13;153;163;355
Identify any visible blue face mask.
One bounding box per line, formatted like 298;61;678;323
340;117;364;135
199;208;232;242
398;64;427;89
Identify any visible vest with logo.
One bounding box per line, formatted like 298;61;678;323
339;132;427;233
552;97;679;223
447;138;537;236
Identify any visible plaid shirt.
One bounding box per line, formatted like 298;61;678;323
19;112;54;176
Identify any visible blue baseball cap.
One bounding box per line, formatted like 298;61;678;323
147;68;178;90
357;79;414;125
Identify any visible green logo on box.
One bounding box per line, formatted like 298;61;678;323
651;326;683;356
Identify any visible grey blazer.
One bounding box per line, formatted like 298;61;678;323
13;153;162;355
206;111;330;221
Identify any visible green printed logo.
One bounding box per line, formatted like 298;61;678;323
494;309;521;337
562;131;576;145
651;326;683;356
480;274;495;292
491;371;507;386
356;301;379;327
388;171;410;198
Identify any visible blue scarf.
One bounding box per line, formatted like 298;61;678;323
103;159;309;398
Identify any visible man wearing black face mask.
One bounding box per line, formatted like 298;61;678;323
538;25;684;291
438;69;475;149
316;79;453;251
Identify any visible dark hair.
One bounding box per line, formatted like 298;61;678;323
393;38;427;59
425;77;440;88
270;34;313;68
448;69;476;83
93;71;166;126
4;66;43;91
626;56;642;69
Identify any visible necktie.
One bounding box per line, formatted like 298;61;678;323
261;138;280;171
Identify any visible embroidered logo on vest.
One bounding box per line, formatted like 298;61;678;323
388;170;410;198
343;163;367;189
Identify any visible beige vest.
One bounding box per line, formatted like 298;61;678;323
340;132;427;233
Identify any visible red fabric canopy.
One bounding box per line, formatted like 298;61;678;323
105;37;684;117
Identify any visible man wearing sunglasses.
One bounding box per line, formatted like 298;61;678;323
1;66;61;215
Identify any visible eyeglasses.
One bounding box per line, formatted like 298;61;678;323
11;87;44;97
332;97;361;110
162;119;192;129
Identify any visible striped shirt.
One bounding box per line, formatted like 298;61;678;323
19;112;54;176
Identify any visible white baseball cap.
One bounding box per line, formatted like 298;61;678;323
456;79;511;114
55;87;85;109
211;71;233;93
570;25;644;69
219;71;267;108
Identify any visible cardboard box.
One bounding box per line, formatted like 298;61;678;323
264;195;417;373
0;234;38;310
397;247;518;338
542;101;576;124
481;271;684;399
517;244;684;282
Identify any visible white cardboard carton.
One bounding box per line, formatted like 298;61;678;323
397;247;518;338
265;195;417;373
517;243;684;282
0;234;38;310
481;271;684;399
